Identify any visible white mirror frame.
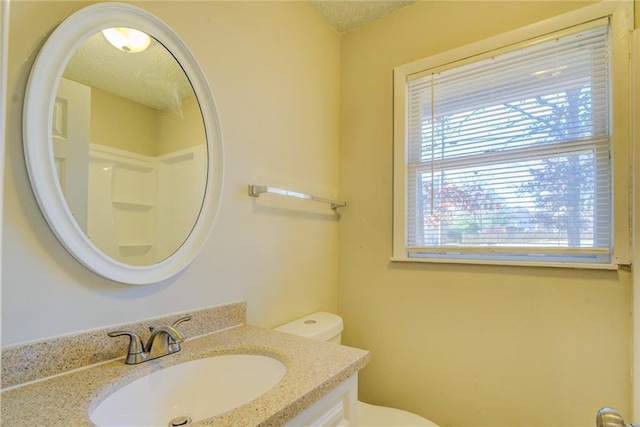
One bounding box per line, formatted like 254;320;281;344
23;2;223;285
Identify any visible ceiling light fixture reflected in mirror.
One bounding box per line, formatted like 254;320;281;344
102;27;150;53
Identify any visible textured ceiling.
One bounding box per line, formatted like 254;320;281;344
64;32;192;110
309;0;417;34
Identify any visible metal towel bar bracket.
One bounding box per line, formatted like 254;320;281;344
248;184;346;212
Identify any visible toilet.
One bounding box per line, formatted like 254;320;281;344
274;312;439;427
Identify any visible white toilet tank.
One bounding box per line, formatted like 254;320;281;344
274;312;343;344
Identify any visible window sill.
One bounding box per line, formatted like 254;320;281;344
390;257;624;270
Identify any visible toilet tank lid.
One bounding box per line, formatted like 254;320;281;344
274;312;343;342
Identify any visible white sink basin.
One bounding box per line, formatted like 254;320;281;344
90;354;287;426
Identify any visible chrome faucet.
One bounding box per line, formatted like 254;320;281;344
108;316;192;364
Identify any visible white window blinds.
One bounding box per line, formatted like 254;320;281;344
404;22;611;263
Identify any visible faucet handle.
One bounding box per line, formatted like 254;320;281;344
172;315;192;328
107;330;148;364
166;316;192;353
148;315;191;333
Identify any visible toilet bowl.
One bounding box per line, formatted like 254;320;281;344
274;312;439;427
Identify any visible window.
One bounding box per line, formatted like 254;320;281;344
393;3;632;267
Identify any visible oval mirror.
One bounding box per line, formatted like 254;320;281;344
23;3;223;285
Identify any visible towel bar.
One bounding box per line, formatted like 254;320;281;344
248;185;346;212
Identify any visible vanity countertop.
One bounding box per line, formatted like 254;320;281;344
0;324;370;426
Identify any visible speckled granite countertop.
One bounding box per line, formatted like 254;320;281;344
1;324;370;426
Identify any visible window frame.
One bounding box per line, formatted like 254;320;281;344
392;1;633;269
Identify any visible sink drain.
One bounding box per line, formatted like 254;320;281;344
169;416;192;426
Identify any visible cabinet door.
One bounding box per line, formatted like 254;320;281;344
284;375;358;427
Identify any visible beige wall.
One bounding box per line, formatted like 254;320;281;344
3;1;340;344
92;89;204;156
338;2;631;426
157;94;206;156
91;86;158;156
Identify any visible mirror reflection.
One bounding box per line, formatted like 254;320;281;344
55;29;207;266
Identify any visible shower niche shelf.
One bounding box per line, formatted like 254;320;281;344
118;243;153;261
112;200;155;211
118;242;153;248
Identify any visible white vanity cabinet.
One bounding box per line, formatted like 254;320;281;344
285;375;358;427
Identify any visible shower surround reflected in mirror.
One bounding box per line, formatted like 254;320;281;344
57;31;206;266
